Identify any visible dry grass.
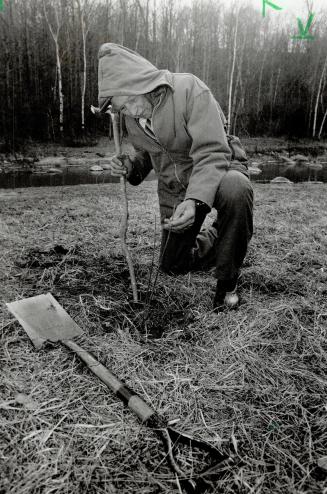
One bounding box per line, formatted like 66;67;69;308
1;181;327;493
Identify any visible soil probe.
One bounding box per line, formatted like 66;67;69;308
7;293;232;493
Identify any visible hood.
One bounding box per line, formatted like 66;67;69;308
98;43;173;108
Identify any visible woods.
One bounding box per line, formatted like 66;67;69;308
0;0;327;146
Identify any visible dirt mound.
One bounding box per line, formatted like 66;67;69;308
16;245;194;339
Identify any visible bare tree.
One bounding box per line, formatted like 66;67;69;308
134;0;147;52
76;0;92;134
312;52;327;137
318;107;327;138
152;0;157;64
227;5;240;134
43;0;64;138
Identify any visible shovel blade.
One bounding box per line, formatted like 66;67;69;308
7;293;83;349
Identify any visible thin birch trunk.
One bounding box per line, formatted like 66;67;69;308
134;3;141;51
135;0;146;51
119;0;127;46
318;107;327;139
231;28;245;131
308;57;321;134
175;44;181;72
269;67;281;131
273;67;281;106
56;45;64;136
206;31;212;83
43;0;64;138
135;30;141;52
202;38;207;82
257;52;266;116
227;8;239;135
145;0;149;57
76;0;88;134
106;0;111;39
152;0;157;64
313;53;327;138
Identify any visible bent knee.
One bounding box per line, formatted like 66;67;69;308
217;170;253;203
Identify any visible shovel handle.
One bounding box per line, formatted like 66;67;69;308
62;340;231;490
62;339;155;423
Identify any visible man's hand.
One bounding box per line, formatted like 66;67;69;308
163;199;196;232
104;155;133;178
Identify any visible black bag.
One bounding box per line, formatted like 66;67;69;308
226;134;248;164
226;134;249;178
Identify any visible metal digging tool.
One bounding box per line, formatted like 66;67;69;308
7;293;233;493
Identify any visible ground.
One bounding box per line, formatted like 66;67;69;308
0;177;327;493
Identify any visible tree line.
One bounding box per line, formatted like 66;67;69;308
0;0;326;148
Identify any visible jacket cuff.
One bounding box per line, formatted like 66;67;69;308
127;152;152;186
184;195;211;211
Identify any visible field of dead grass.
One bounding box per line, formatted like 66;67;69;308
1;181;327;493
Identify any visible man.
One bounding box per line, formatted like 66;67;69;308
98;43;253;311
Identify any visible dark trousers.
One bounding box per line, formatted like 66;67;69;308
160;170;253;281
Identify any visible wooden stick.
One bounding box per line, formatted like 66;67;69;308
110;112;138;302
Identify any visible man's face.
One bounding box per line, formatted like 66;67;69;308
111;95;153;118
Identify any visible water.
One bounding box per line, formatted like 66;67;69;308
0;166;120;189
250;161;327;183
0;161;326;189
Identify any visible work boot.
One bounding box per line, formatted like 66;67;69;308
213;276;239;312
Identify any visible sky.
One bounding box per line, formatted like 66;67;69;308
175;0;327;31
250;0;326;15
178;0;327;17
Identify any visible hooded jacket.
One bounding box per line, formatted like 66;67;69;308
98;43;241;218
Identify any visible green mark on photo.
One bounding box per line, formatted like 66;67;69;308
262;0;283;18
268;420;280;431
0;0;3;11
292;13;315;40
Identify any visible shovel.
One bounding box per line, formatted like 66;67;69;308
7;293;233;492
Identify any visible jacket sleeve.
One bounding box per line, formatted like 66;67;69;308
184;89;232;208
127;148;153;186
